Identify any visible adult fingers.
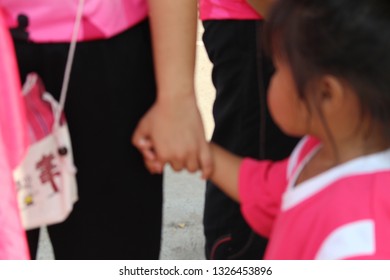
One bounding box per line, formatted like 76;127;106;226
137;138;157;161
169;159;185;172
144;158;164;174
132;117;149;151
185;154;200;173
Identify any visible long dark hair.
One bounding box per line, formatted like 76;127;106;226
265;0;390;139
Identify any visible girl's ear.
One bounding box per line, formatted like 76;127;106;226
317;75;346;115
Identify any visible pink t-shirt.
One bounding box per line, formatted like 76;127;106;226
0;0;147;42
239;136;390;259
0;9;30;259
199;0;262;20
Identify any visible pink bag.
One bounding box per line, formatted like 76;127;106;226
12;0;84;231
13;74;78;230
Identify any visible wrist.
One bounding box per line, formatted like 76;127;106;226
156;87;196;103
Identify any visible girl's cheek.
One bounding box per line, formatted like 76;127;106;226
267;84;285;130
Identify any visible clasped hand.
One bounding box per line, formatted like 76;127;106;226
132;94;213;179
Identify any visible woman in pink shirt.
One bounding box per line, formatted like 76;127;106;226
199;0;298;259
1;0;204;259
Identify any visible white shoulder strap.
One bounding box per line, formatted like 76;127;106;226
55;0;85;126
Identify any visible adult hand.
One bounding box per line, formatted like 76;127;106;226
132;93;213;179
136;0;213;177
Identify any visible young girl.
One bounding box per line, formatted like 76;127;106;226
200;0;298;260
209;0;390;259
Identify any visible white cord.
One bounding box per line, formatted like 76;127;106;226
55;0;85;126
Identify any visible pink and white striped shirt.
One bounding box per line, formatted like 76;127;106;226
240;136;390;259
0;0;148;42
199;0;262;20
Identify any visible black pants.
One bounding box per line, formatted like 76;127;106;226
202;20;299;259
13;20;163;260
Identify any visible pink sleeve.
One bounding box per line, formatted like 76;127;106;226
239;158;289;238
0;8;30;259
